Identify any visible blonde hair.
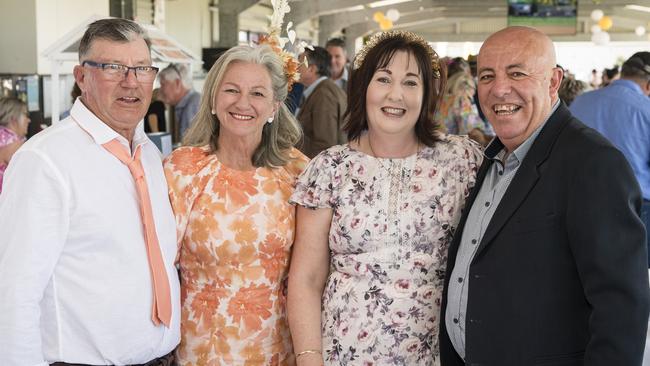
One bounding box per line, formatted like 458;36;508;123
0;97;26;127
182;44;302;168
445;72;475;98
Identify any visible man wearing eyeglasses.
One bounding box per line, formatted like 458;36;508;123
158;63;200;139
0;18;180;366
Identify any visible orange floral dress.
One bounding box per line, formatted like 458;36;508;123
164;146;308;366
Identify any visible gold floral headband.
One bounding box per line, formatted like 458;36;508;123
257;0;310;91
353;30;441;79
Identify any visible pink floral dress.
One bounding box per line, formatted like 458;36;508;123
290;135;482;365
0;126;24;193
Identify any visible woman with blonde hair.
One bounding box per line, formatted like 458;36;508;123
0;97;29;193
435;63;493;146
164;43;307;365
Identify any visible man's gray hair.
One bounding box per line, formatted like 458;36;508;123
159;63;193;89
78;18;151;61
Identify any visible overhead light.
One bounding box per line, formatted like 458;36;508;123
368;0;413;9
320;4;364;15
625;4;650;13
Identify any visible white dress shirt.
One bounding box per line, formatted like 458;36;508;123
0;100;180;366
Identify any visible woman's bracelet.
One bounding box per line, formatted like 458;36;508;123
296;349;322;358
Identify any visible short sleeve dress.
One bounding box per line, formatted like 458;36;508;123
164;146;308;366
289;135;482;365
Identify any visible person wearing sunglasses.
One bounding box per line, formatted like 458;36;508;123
0;18;180;366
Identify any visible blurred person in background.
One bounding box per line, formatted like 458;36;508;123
296;46;347;158
435;57;494;146
145;88;167;132
158;63;201;138
558;72;587;106
0;97;29;194
325;38;349;91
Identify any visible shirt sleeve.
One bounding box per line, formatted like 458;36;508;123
566;144;650;364
0;149;69;366
289;150;337;209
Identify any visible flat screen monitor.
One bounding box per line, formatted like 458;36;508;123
508;0;578;35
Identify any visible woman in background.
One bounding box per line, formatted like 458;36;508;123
164;44;307;365
435;58;493;146
0;97;29;193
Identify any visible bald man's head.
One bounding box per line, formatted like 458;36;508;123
476;26;563;152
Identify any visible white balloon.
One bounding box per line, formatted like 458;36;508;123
591;9;604;21
590;24;602;34
386;8;400;22
635;26;646;36
591;31;610;45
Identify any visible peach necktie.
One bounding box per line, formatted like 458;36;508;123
103;139;172;327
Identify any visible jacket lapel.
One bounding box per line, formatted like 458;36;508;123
474;103;572;257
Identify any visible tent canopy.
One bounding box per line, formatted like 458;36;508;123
43;16;202;124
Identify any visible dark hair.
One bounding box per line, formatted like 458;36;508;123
304;46;331;78
621;52;650;81
603;66;619;80
78;18;150;61
558;76;586;106
344;34;446;147
325;38;346;50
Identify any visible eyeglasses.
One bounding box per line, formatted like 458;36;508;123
82;60;159;83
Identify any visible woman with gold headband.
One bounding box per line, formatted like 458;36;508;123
163;42;308;364
288;31;483;365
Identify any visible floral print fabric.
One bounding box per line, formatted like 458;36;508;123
164;146;308;366
0;126;23;193
434;80;492;136
290;135;482;365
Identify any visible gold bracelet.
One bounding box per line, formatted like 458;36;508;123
296;349;322;358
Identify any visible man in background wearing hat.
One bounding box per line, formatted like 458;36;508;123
570;51;650;266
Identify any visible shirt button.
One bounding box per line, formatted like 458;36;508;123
485;202;490;207
498;170;503;176
453;318;459;324
457;277;463;283
471;239;477;244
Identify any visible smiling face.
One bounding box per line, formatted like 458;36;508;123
214;61;279;143
327;45;347;80
74;37;153;140
365;50;423;139
477;27;563;152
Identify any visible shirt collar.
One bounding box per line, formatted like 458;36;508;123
485;99;560;163
340;67;349;82
611;79;645;95
302;76;328;100
70;98;148;151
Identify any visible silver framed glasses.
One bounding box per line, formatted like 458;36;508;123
82;60;159;83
